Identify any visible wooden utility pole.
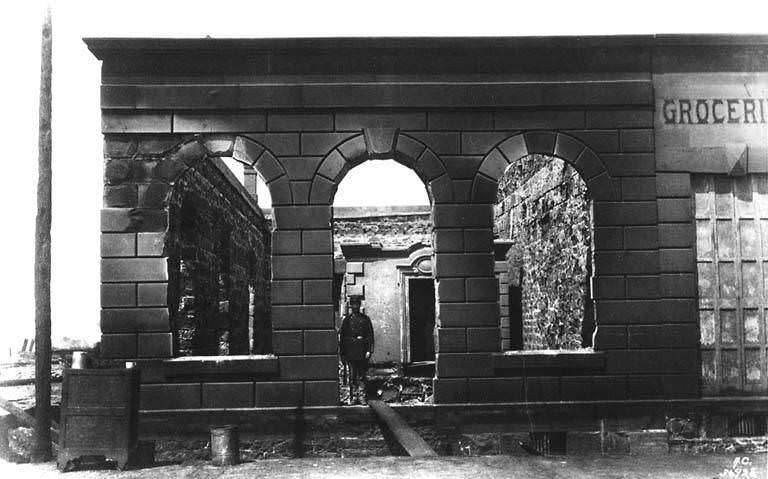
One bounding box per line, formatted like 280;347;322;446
33;2;53;462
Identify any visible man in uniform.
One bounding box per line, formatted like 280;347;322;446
339;295;374;404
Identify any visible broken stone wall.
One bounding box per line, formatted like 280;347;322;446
496;155;593;350
166;158;271;356
333;207;432;255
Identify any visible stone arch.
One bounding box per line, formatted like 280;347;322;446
479;131;614;351
151;135;276;358
143;134;287;209
407;246;434;275
308;130;454;205
470;131;618;204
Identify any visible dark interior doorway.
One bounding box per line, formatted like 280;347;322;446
509;282;524;350
408;278;435;362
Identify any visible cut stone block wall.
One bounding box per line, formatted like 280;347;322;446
99;123;685;406
99;116;691;406
91;36;760;406
101;136;270;360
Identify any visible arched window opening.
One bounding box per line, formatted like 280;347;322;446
334;160;430;207
168;156;272;358
333;159;433;404
220;156;272;210
218;156;273;356
495;154;595;351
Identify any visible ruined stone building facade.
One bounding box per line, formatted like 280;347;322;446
87;36;768;410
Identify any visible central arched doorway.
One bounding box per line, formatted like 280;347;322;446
332;157;435;403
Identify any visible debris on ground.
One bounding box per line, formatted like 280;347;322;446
669;436;768;454
665;415;700;439
0;349;82;462
338;362;433;406
0;350;72;411
2;350;766;465
152;426;391;462
366;375;432;405
7;427;34;460
7;451;767;479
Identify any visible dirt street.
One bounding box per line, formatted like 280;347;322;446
2;453;766;479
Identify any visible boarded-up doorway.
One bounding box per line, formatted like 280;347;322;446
694;175;768;395
408;278;435;363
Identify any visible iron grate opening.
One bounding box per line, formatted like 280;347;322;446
727;414;767;437
529;431;567;455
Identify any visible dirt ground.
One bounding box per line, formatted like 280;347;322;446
3;353;768;477
1;452;766;479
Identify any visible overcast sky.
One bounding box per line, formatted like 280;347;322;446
0;0;766;353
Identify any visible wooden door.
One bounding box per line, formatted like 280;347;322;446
694;175;768;395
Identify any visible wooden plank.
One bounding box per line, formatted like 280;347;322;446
696;174;768;396
368;400;437;457
0;395;59;444
0;377;62;387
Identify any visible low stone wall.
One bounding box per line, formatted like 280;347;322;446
333;207;432;254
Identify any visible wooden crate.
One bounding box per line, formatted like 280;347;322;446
58;368;139;471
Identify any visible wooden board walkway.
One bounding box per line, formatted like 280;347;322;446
368;400;437;457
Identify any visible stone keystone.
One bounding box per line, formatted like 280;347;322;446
364;127;399;158
170;141;208;166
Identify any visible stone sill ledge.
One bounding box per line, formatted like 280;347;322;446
162;354;278;376
140;396;768;417
493;350;605;370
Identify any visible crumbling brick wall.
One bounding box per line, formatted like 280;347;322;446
166;158;271;356
496;155;593;350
